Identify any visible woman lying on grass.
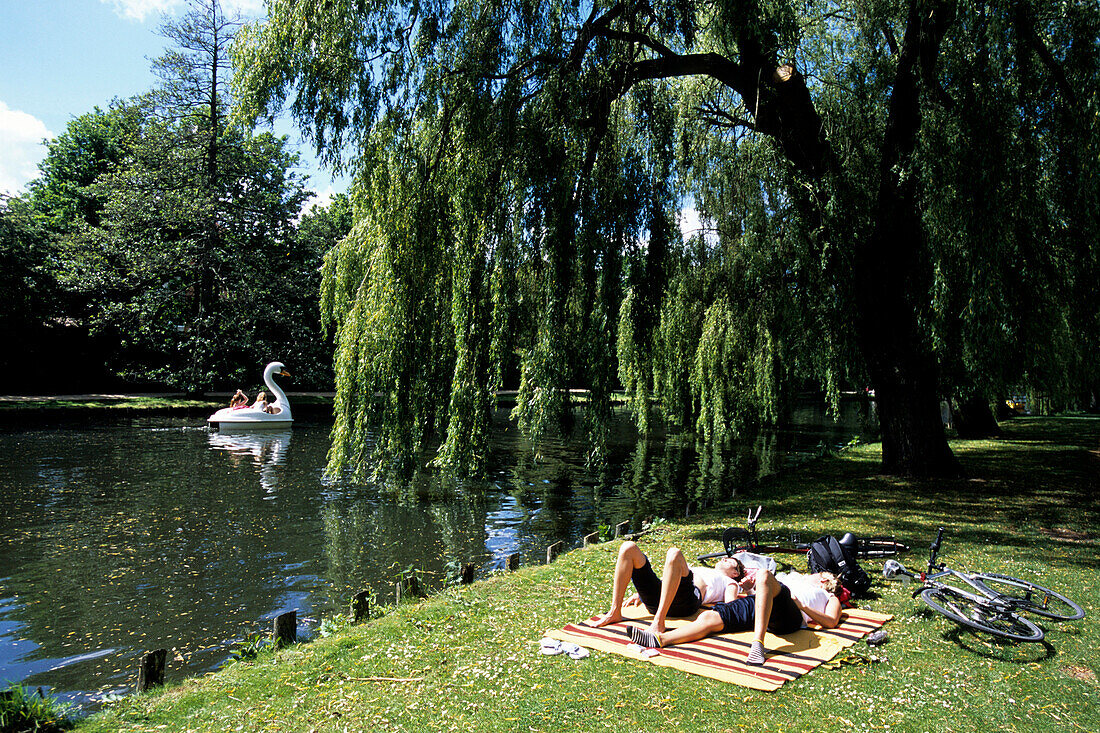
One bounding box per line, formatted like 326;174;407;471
626;566;843;666
593;541;754;636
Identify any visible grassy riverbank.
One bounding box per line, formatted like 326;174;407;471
77;416;1099;733
0;395;221;411
0;395;340;411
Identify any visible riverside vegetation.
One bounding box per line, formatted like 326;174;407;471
69;416;1098;732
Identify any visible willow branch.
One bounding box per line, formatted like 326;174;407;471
694;105;757;131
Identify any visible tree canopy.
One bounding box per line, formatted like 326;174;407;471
233;0;1100;478
10;0;349;393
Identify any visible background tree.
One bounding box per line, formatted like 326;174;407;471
0;194;65;389
234;0;1100;478
11;0;353;392
26;101;317;390
148;0;242;390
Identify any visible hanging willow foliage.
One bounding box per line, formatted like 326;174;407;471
251;2;848;478
236;0;1099;479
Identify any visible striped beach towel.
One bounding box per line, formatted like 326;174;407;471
546;605;892;691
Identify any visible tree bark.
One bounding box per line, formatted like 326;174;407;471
953;395;1001;439
851;0;961;476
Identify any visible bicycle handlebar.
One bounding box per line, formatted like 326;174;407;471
928;527;944;572
748;505;762;526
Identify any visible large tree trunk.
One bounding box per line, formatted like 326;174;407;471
854;212;960;475
851;0;961;476
953;394;1001;439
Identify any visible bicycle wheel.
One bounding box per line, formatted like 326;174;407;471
970;573;1085;621
721;527;753;555
919;586;1045;642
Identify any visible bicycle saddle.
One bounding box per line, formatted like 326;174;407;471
838;532;859;556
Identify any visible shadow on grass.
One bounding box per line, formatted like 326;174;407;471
944;629;1057;664
909;607;1059;661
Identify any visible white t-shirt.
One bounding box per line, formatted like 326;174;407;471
692;566;732;605
776;571;831;626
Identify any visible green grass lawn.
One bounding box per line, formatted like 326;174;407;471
77;416;1099;732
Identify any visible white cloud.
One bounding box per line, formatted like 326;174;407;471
101;0;182;22
221;0;265;16
0;101;52;196
298;185;337;220
101;0;265;23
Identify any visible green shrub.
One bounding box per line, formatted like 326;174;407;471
0;683;73;732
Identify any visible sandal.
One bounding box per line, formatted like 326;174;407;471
539;637;564;655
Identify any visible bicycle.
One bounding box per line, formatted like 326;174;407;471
697;505;910;563
882;527;1085;642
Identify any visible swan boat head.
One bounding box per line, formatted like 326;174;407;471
208;361;294;430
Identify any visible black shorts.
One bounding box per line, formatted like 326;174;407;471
713;596;755;632
632;558;701;618
711;583;804;635
766;583;804;635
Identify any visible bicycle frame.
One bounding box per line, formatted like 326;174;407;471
890;528;1003;601
698;505;908;562
881;527;1083;641
921;566;1020;615
696;506;801;556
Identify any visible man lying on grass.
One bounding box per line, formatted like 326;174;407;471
593;541;753;637
596;542;843;665
630;568;843;665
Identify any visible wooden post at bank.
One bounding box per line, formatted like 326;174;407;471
614;521;629;538
546;541;563;564
461;562;477;584
352;591;370;623
136;649;167;693
396;574;422;604
273;611;296;646
583;531;599;547
505;553;520;571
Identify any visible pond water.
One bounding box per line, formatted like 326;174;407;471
0;402;866;709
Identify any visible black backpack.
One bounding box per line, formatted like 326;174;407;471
807;535;873;597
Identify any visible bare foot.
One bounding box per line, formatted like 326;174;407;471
593;610;623;627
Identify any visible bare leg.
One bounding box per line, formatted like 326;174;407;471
748;569;782;664
752;569;782;642
593;541;648;627
634;609;725;648
647;547;692;633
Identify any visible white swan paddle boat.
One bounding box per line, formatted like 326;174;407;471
207;362;293;430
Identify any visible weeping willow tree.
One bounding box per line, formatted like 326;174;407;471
233;0;1099;479
920;2;1100;428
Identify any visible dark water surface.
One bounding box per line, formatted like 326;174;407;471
0;404;863;709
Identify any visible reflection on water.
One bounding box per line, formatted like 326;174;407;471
0;403;865;710
208;430;292;495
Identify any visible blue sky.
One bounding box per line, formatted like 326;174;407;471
0;0;345;204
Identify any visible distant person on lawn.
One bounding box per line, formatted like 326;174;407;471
627;568;843;665
593;541;755;636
